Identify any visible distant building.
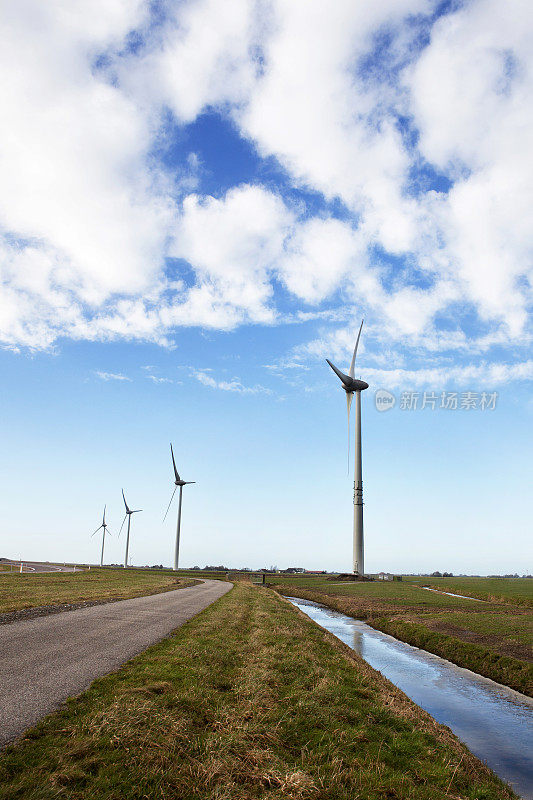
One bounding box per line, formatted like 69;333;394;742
377;572;393;581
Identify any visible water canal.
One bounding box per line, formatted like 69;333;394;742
287;597;533;799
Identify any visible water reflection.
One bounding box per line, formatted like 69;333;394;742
288;597;533;800
421;586;485;601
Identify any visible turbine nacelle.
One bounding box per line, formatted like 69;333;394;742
325;360;369;392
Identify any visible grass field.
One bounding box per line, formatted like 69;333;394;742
0;568;197;614
268;576;532;695
404;576;533;607
0;584;516;800
267;574;521;611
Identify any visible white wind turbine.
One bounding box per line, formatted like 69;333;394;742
163;444;195;571
91;505;112;567
118;489;142;568
326;320;369;576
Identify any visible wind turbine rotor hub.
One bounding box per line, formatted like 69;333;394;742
343;379;369;393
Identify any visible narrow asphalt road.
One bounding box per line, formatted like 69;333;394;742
0;579;231;746
0;559;78;573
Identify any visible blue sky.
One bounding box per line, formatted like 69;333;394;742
0;0;531;573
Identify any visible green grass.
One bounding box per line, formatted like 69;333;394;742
272;576;532;695
268;575;506;611
403;576;533;607
0;568;197;613
417;610;532;647
0;584;516;800
375;618;532;695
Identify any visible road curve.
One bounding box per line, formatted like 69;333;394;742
0;559;78;573
0;579;231;746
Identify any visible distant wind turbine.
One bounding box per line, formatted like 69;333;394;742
326;319;369;577
118;489;142;568
91;505;112;567
164;444;195;571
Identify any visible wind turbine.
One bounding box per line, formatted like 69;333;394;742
91;505;112;567
118;489;142;568
164;444;195;571
326;320;369;577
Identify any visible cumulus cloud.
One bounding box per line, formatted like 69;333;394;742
406;0;533;333
0;0;173;348
278;218;366;304
237;0;431;252
171;184;293;324
121;0;260;122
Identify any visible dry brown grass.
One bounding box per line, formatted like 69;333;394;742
0;568;197;614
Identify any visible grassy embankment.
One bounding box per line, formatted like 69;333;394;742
269;576;533;696
0;568;198;614
0;583;516;800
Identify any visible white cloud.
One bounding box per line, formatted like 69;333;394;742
278;218;365;304
0;0;173;348
171;184;293;324
365;360;533;389
233;0;532;338
148;375;173;383
95;371;132;381
193;370;271;394
405;0;533;332
122;0;259;123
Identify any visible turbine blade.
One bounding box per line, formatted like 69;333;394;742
326;359;351;385
118;514;127;536
91;525;103;537
132;509;142;513
163;486;177;522
184;481;196;484
348;319;364;379
103;504;106;525
170;443;181;482
346;391;353;474
122;488;130;514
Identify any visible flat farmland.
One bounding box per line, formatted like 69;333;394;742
0;569;197;615
0;585;515;800
403;576;533;606
268;575;533;695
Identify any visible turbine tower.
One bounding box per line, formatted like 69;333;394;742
326;320;369;576
91;505;111;567
164;444;195;571
118;489;142;568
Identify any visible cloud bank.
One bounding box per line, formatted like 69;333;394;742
0;0;531;379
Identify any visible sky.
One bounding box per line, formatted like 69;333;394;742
0;0;532;574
